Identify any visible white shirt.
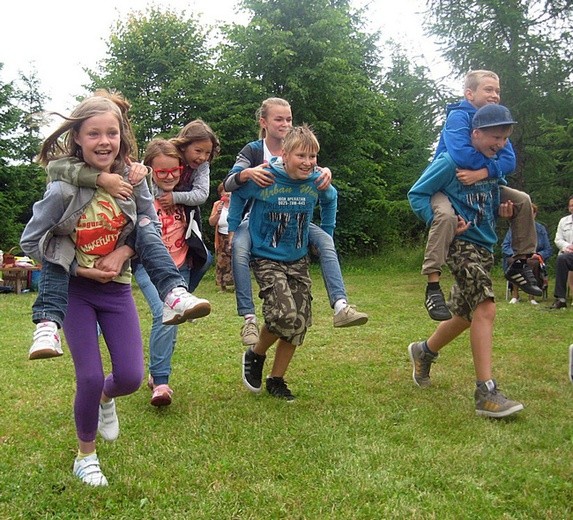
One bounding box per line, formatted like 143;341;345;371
555;213;573;253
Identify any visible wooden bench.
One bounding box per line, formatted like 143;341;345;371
0;266;41;294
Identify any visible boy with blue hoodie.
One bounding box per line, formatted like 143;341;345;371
422;70;540;322
228;125;337;401
408;104;524;418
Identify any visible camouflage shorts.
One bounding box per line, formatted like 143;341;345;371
251;256;312;346
446;240;495;322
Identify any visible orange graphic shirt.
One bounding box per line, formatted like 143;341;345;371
73;188;127;268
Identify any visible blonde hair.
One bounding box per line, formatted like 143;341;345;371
256;97;291;139
464;70;499;92
38;90;136;172
282;124;320;154
170;119;220;163
143;139;182;167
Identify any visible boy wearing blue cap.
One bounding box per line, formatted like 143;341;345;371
421;70;540;322
407;104;524;418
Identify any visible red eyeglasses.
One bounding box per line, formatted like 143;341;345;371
154;165;183;179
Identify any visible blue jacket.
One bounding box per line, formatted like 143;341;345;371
408;151;500;252
228;157;337;262
433;100;515;181
502;221;553;260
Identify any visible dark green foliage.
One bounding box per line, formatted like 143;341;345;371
86;7;215;149
213;0;439;253
3;0;573;255
0;163;46;250
0;66;46;250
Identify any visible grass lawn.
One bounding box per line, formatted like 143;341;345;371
1;250;572;519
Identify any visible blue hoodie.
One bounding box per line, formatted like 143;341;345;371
227;156;337;262
433;99;515;182
408;152;500;252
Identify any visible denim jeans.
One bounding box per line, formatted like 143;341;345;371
134;257;211;385
231;219;347;316
32;260;69;328
129;216;188;300
31;218;190;329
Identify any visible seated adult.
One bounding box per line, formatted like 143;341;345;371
550;195;573;309
502;203;552;305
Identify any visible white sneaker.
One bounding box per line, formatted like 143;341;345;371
162;287;211;325
98;399;119;441
28;322;63;360
530;299;539;306
509;297;519;304
73;453;108;486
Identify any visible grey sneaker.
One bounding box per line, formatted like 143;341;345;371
408;341;437;388
474;381;524;418
240;320;259;346
333;305;368;328
569;345;573;383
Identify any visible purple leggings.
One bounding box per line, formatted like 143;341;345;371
64;277;144;443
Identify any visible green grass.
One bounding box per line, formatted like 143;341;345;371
1;250;572;519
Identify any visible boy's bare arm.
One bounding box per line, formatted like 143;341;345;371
455;167;488;185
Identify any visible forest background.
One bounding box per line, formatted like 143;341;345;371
1;0;572;259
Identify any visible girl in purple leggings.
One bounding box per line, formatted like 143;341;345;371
21;90;152;486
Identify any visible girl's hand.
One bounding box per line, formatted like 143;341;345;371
94;246;134;274
97;172;133;200
157;192;175;212
127;160;150;185
77;266;117;283
241;163;274;187
315;166;332;190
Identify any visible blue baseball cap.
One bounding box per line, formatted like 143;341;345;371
472;104;517;129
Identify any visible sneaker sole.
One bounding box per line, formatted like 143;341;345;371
475;402;524;418
407;342;431;388
151;394;172;407
426;309;452;321
242;352;262;394
28;348;63;360
333;316;369;328
163;302;211;325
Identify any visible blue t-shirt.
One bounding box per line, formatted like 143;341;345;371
228;157;337;262
408;151;500;252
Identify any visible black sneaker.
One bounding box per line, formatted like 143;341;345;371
266;377;295;401
424;287;452;321
242;348;266;393
549;299;567;310
504;261;543;296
